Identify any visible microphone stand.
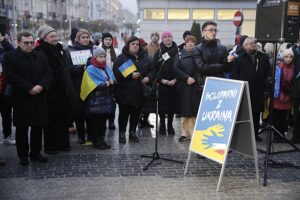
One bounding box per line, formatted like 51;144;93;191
140;58;183;171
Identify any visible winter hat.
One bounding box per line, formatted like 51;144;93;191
92;32;102;43
102;32;113;41
139;38;147;47
92;46;106;58
183;31;192;40
150;32;160;39
240;35;248;46
161;30;173;39
126;36;139;46
281;48;294;59
37;25;56;40
75;29;90;41
70;27;79;42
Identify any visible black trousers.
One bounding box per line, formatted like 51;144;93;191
252;111;261;138
87;114;108;145
16;126;42;159
75;101;92;141
0;95;12;138
272;109;288;136
44;110;70;151
118;103;141;132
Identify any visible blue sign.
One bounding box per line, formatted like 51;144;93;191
190;77;244;164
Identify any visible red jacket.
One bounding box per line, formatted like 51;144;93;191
273;62;295;110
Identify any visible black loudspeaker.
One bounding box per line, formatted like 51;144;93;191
255;0;300;43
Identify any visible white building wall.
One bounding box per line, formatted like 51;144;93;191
138;0;257;46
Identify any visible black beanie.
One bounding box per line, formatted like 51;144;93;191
183;31;192;40
240;35;248;46
102;32;113;42
70;27;79;42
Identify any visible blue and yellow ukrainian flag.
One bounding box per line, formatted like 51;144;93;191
118;59;137;78
80;65;115;101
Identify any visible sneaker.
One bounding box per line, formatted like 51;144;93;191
179;136;189;142
82;140;93;146
3;136;16;145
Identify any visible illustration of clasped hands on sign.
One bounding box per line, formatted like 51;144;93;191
191;124;227;164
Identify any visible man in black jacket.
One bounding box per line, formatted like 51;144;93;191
4;32;52;165
195;21;232;82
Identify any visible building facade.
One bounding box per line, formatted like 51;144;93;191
137;0;257;45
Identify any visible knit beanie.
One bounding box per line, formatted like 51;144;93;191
150;32;160;39
240;35;248;46
92;32;102;43
281;48;294;59
75;29;90;41
161;30;173;39
183;31;192;40
139;38;147;47
93;46;106;58
37;25;56;40
102;32;113;42
70;27;79;42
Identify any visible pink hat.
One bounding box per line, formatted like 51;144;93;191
161;30;173;39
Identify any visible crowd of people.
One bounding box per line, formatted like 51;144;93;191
0;20;300;166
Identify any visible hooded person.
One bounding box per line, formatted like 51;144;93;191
101;32;121;130
152;30;179;135
113;36;155;143
68;27;79;47
80;46;115;150
35;25;77;154
67;29;95;145
146;31;160;58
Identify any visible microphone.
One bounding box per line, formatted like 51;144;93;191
159;52;170;62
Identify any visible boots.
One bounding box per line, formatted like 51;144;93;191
139;113;154;128
167;114;175;135
119;131;126;144
159;114;166;135
129;131;139;142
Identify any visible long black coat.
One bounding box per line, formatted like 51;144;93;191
232;51;271;112
174;48;202;117
152;41;179;114
113;45;154;107
4;48;52;127
35;40;77;117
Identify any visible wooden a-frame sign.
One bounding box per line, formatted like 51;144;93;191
184;77;259;192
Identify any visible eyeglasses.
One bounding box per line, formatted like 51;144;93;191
204;29;219;33
22;41;34;45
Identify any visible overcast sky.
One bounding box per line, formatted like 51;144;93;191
121;0;138;14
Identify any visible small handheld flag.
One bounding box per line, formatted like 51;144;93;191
118;59;137;78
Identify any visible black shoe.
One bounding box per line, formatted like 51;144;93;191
58;147;71;152
78;139;85;144
44;149;58;155
179;136;189;142
167;126;175;135
30;154;48;163
129;131;139;142
99;136;111;149
93;144;106;150
109;123;116;130
119;131;126;144
19;158;29;166
255;136;262;142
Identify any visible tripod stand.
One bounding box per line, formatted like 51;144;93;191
140;59;183;171
257;42;300;186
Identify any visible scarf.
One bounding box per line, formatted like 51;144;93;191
91;57;106;70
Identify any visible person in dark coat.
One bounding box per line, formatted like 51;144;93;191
174;36;202;142
35;25;77;154
113;36;154;143
81;47;115;150
0;33;15;145
232;37;271;142
4;32;52;165
67;29;94;145
195;21;232;80
152;31;179;135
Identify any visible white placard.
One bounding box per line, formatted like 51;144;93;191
70;50;92;65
